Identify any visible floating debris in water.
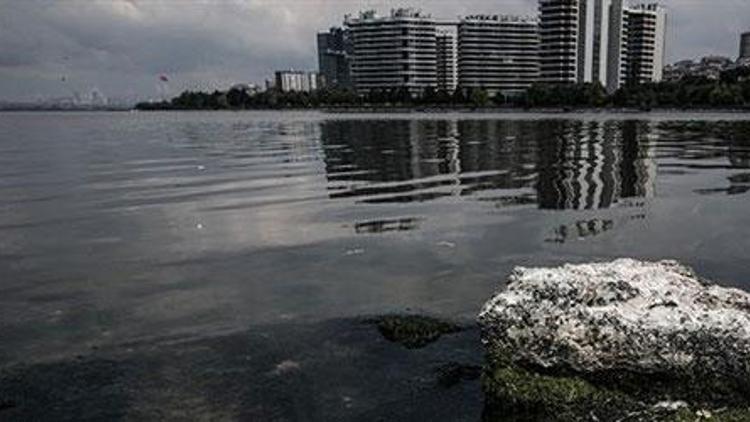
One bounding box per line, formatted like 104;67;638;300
437;241;456;248
272;360;300;375
345;248;365;256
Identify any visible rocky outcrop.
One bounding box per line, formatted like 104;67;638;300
478;259;750;420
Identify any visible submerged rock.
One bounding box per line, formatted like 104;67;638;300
372;315;461;349
478;259;750;419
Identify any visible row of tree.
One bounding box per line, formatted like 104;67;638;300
135;86;493;110
136;69;750;111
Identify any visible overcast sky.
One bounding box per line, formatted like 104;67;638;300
1;0;748;102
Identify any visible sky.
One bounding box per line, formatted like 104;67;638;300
0;0;748;102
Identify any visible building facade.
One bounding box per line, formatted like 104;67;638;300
740;31;750;59
539;0;614;86
346;8;438;95
457;15;540;96
539;0;666;91
538;0;580;83
317;27;352;89
274;71;320;92
584;0;614;86
606;0;628;91
622;3;666;86
436;29;458;92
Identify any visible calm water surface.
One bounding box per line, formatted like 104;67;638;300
1;111;750;418
2;111;750;362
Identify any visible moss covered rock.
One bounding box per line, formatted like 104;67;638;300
482;362;639;421
371;315;461;349
482;360;750;421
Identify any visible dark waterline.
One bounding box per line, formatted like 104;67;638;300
1;111;750;419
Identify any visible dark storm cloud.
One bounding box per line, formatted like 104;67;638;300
0;0;748;101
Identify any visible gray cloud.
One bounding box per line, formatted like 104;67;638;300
0;0;748;102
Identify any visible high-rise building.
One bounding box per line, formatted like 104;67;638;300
539;0;613;86
740;31;750;59
457;15;539;96
622;4;666;86
317;27;352;89
346;8;438;95
274;70;320;92
539;0;666;91
608;2;667;90
606;0;628;91
436;29;458;92
538;0;580;84
585;0;614;85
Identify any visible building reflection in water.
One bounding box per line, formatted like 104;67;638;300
536;120;656;210
352;217;422;234
721;130;750;195
656;120;750;197
320;118;657;211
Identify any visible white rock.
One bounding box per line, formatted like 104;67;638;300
478;259;750;379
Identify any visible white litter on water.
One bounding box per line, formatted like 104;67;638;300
272;360;301;375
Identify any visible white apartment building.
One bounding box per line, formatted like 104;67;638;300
436;29;458;92
538;0;580;83
539;0;613;86
624;3;666;86
346;8;438;95
608;2;667;91
457;15;540;96
274;70;320;92
539;0;665;91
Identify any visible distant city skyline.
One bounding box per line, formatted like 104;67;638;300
1;0;748;102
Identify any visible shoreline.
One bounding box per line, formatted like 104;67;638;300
3;106;750;114
320;106;750;114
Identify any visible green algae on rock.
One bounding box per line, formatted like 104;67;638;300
481;355;750;421
371;315;462;349
482;363;639;421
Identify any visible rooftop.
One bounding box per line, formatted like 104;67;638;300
461;14;537;23
345;8;433;24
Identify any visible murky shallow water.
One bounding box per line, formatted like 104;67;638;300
1;111;750;419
